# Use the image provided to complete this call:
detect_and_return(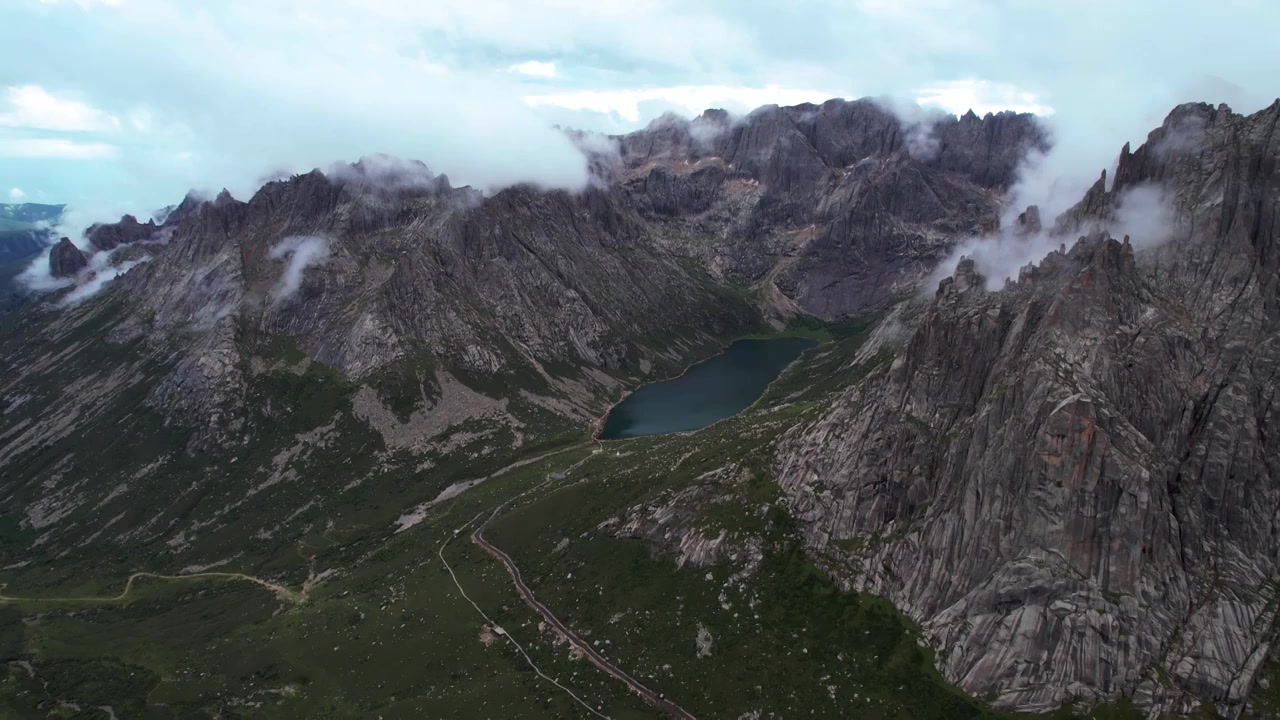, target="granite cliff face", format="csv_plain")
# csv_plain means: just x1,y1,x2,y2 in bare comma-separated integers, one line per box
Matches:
608,98,1045,318
777,100,1280,716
